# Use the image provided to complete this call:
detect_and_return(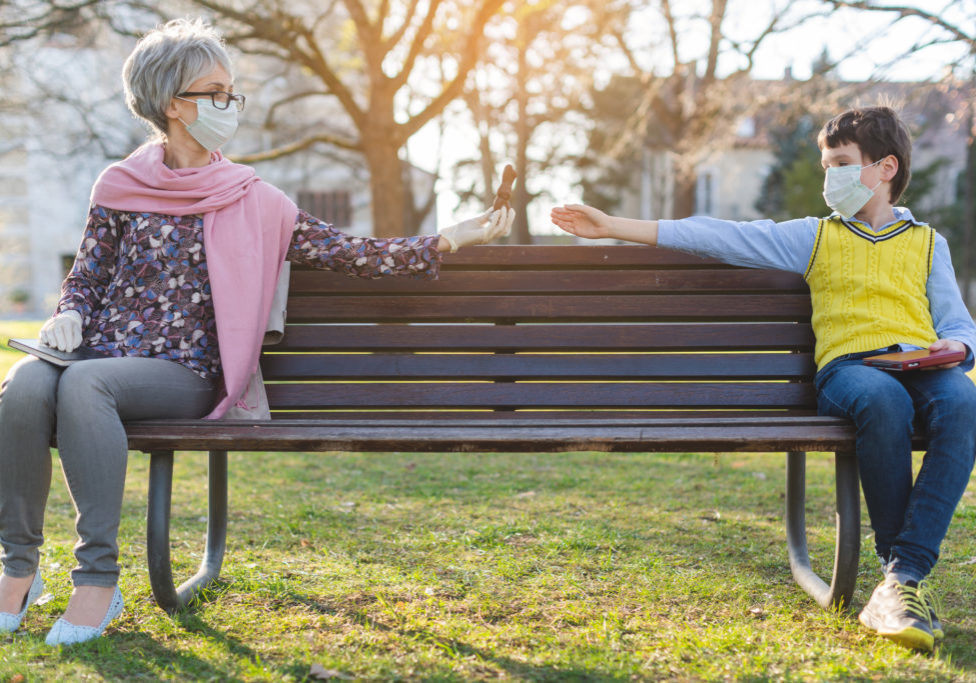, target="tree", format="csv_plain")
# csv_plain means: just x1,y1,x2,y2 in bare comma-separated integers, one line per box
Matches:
0,0,100,48
579,0,830,218
452,0,610,243
1,0,509,237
